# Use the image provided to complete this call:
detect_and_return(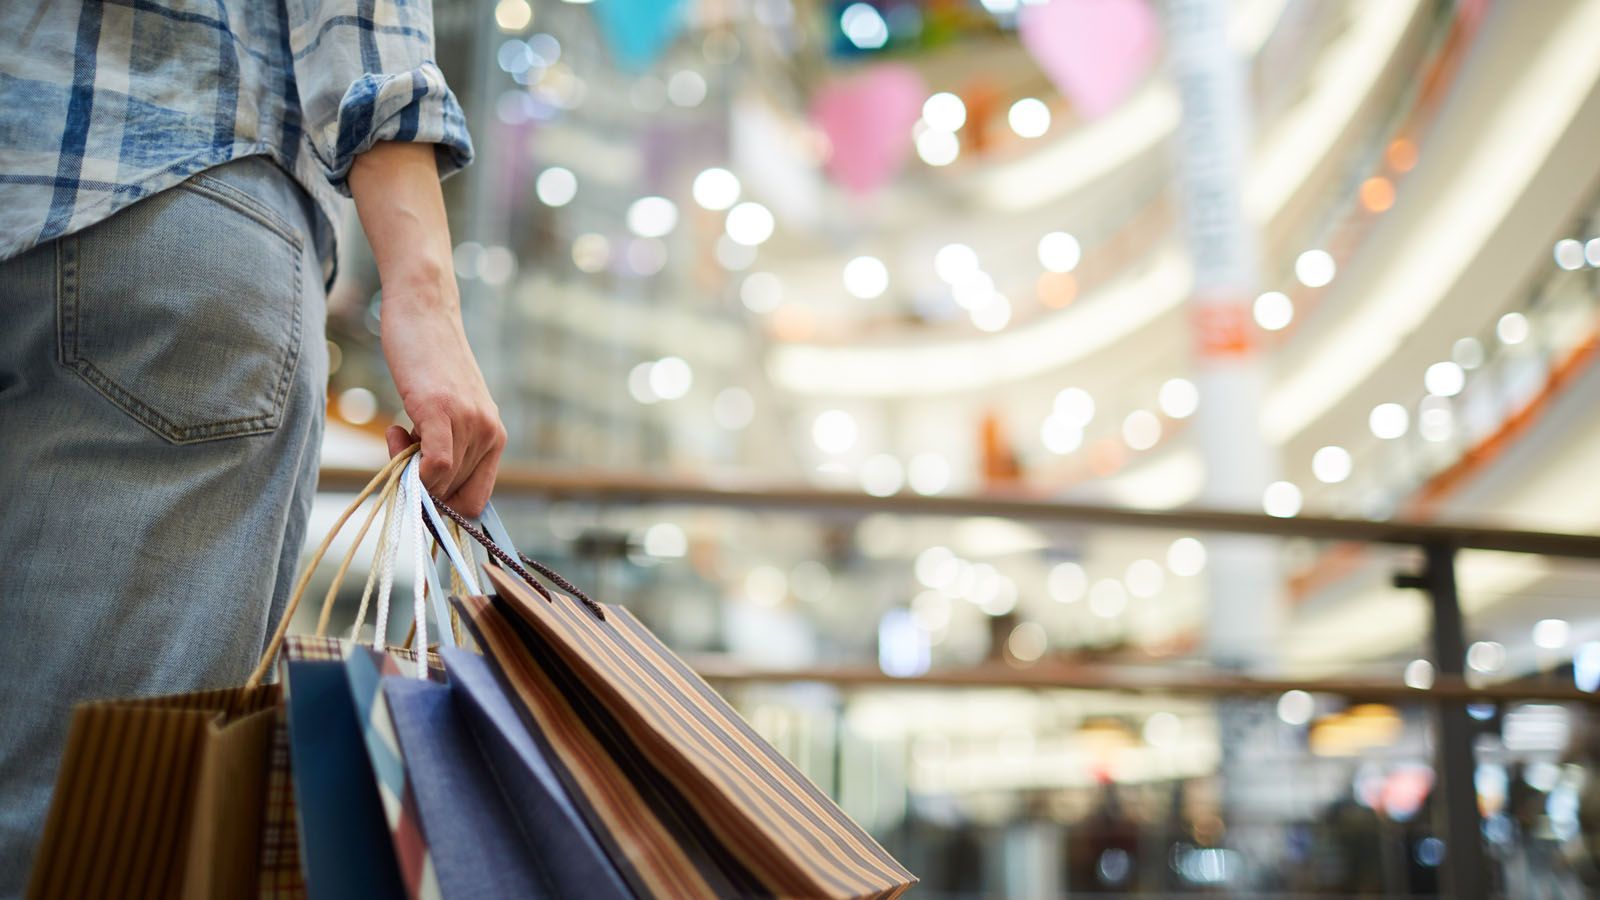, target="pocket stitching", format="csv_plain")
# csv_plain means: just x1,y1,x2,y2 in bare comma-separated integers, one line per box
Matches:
56,180,305,444
181,172,302,251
